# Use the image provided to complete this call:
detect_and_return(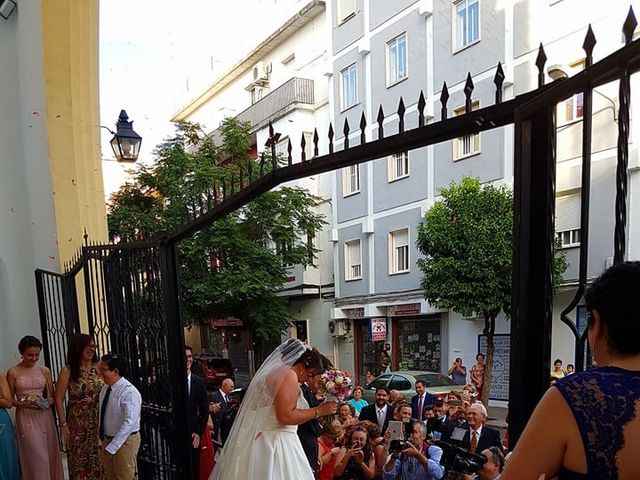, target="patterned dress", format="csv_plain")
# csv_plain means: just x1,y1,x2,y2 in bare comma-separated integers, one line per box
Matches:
67,366,105,479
